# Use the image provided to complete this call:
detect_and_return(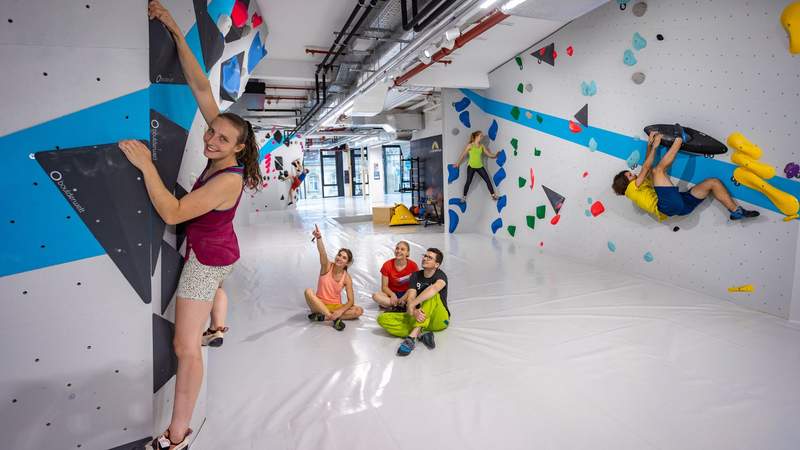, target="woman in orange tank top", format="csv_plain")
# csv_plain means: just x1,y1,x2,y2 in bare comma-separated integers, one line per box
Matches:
303,225,363,331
